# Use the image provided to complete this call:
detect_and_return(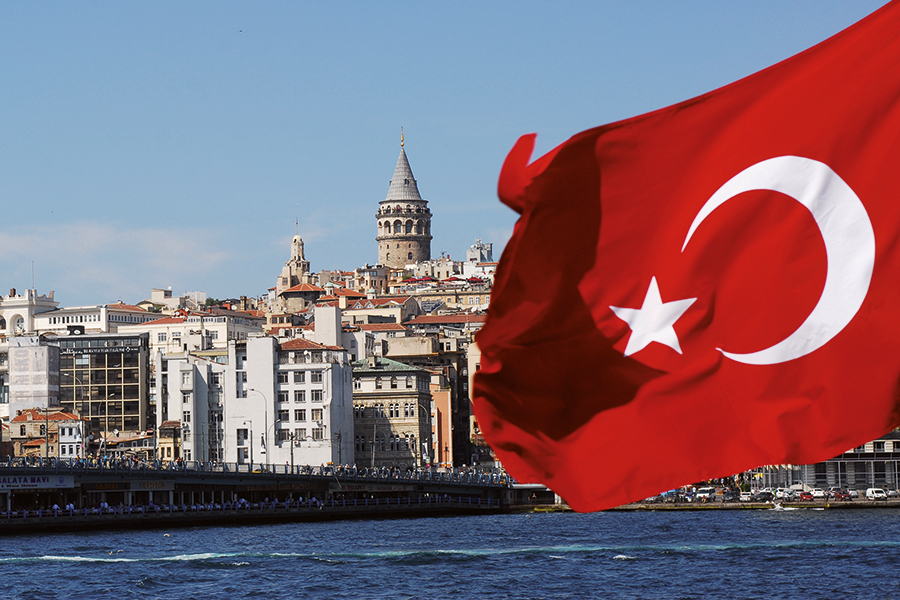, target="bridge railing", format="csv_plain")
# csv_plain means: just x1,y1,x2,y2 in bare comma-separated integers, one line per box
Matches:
0,456,512,487
0,493,502,522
